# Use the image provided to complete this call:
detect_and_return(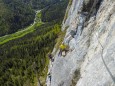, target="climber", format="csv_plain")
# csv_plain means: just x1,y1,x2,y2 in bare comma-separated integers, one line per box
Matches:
48,73,51,83
64,30,76,46
48,53,54,62
58,43,68,57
